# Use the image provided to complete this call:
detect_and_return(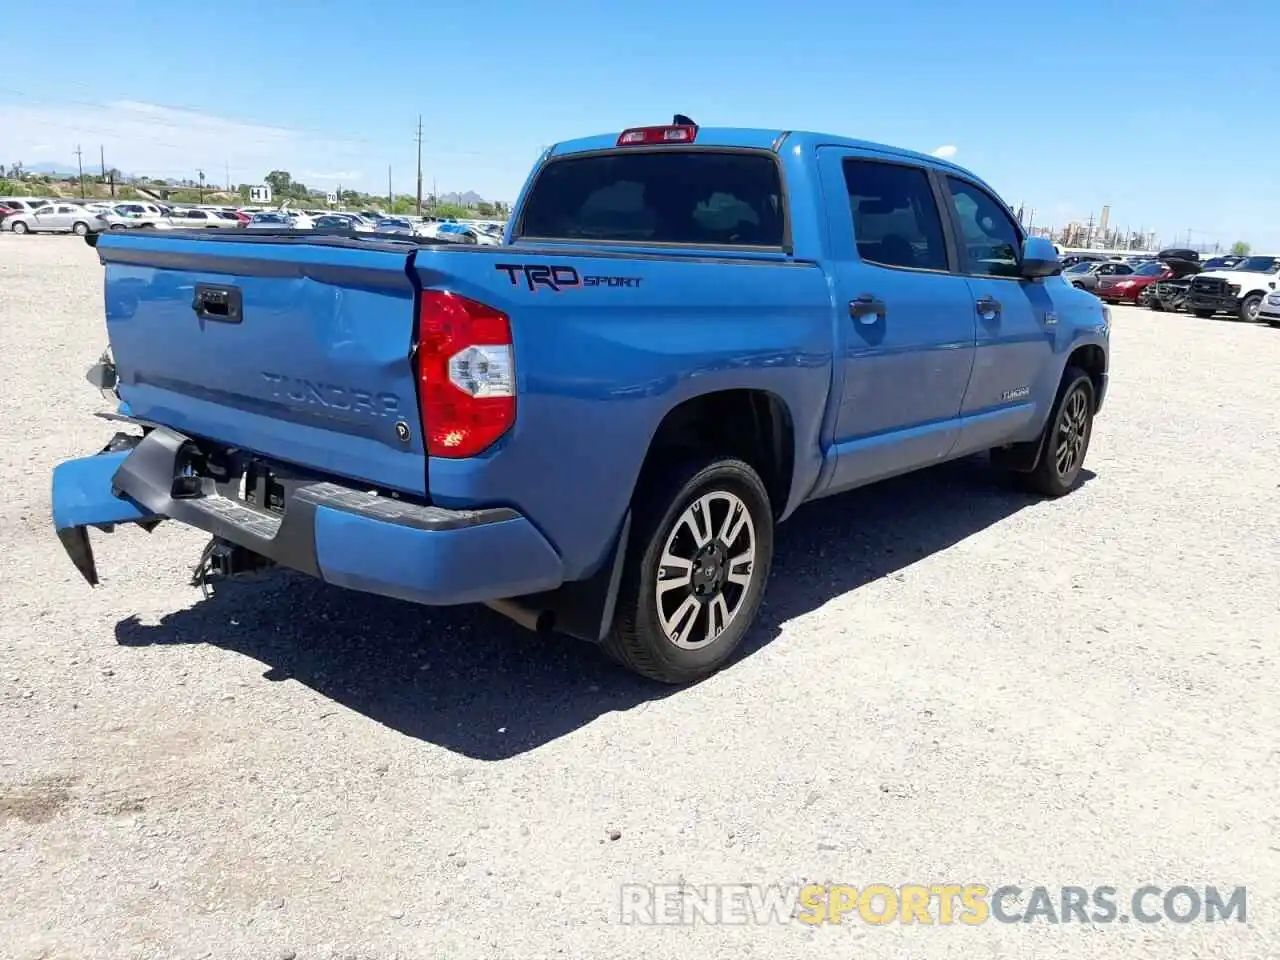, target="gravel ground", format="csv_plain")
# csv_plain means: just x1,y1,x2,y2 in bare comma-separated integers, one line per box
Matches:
1,233,1277,960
